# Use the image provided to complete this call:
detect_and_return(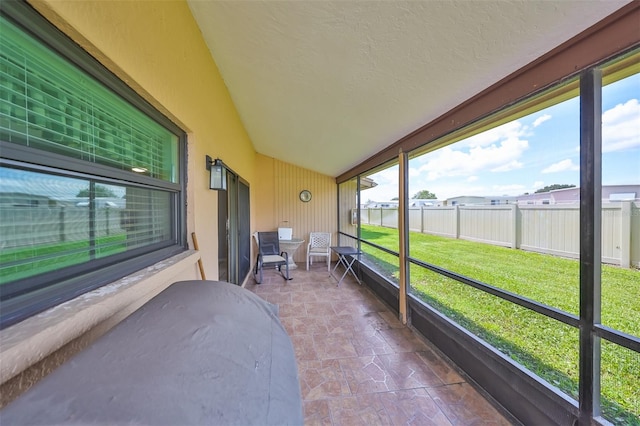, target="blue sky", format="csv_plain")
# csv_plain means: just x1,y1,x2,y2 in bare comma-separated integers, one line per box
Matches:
0,167,126,200
364,73,640,202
